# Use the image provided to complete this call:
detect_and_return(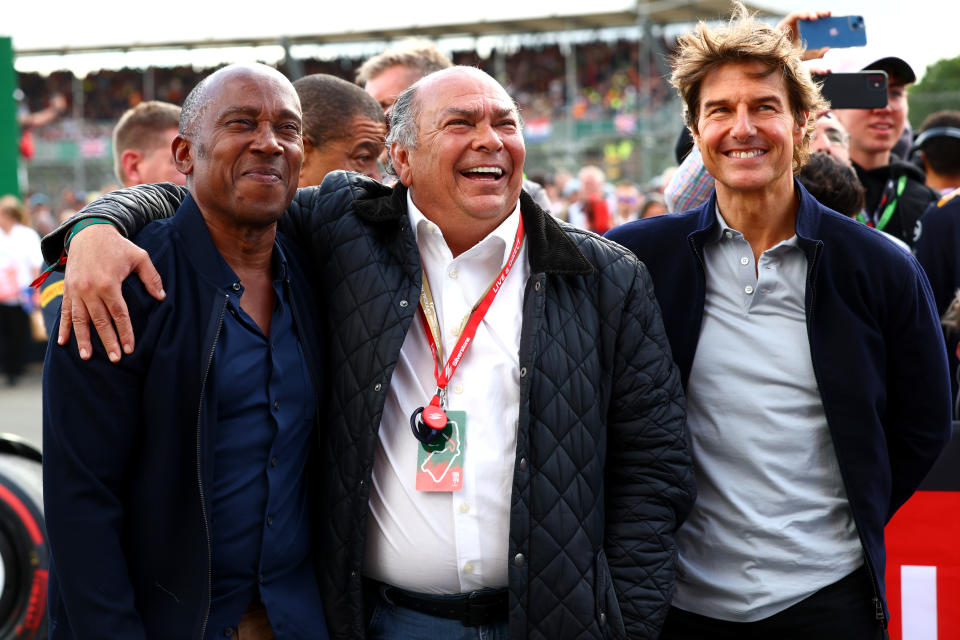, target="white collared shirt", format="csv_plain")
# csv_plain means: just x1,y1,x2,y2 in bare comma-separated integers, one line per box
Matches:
362,192,529,594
